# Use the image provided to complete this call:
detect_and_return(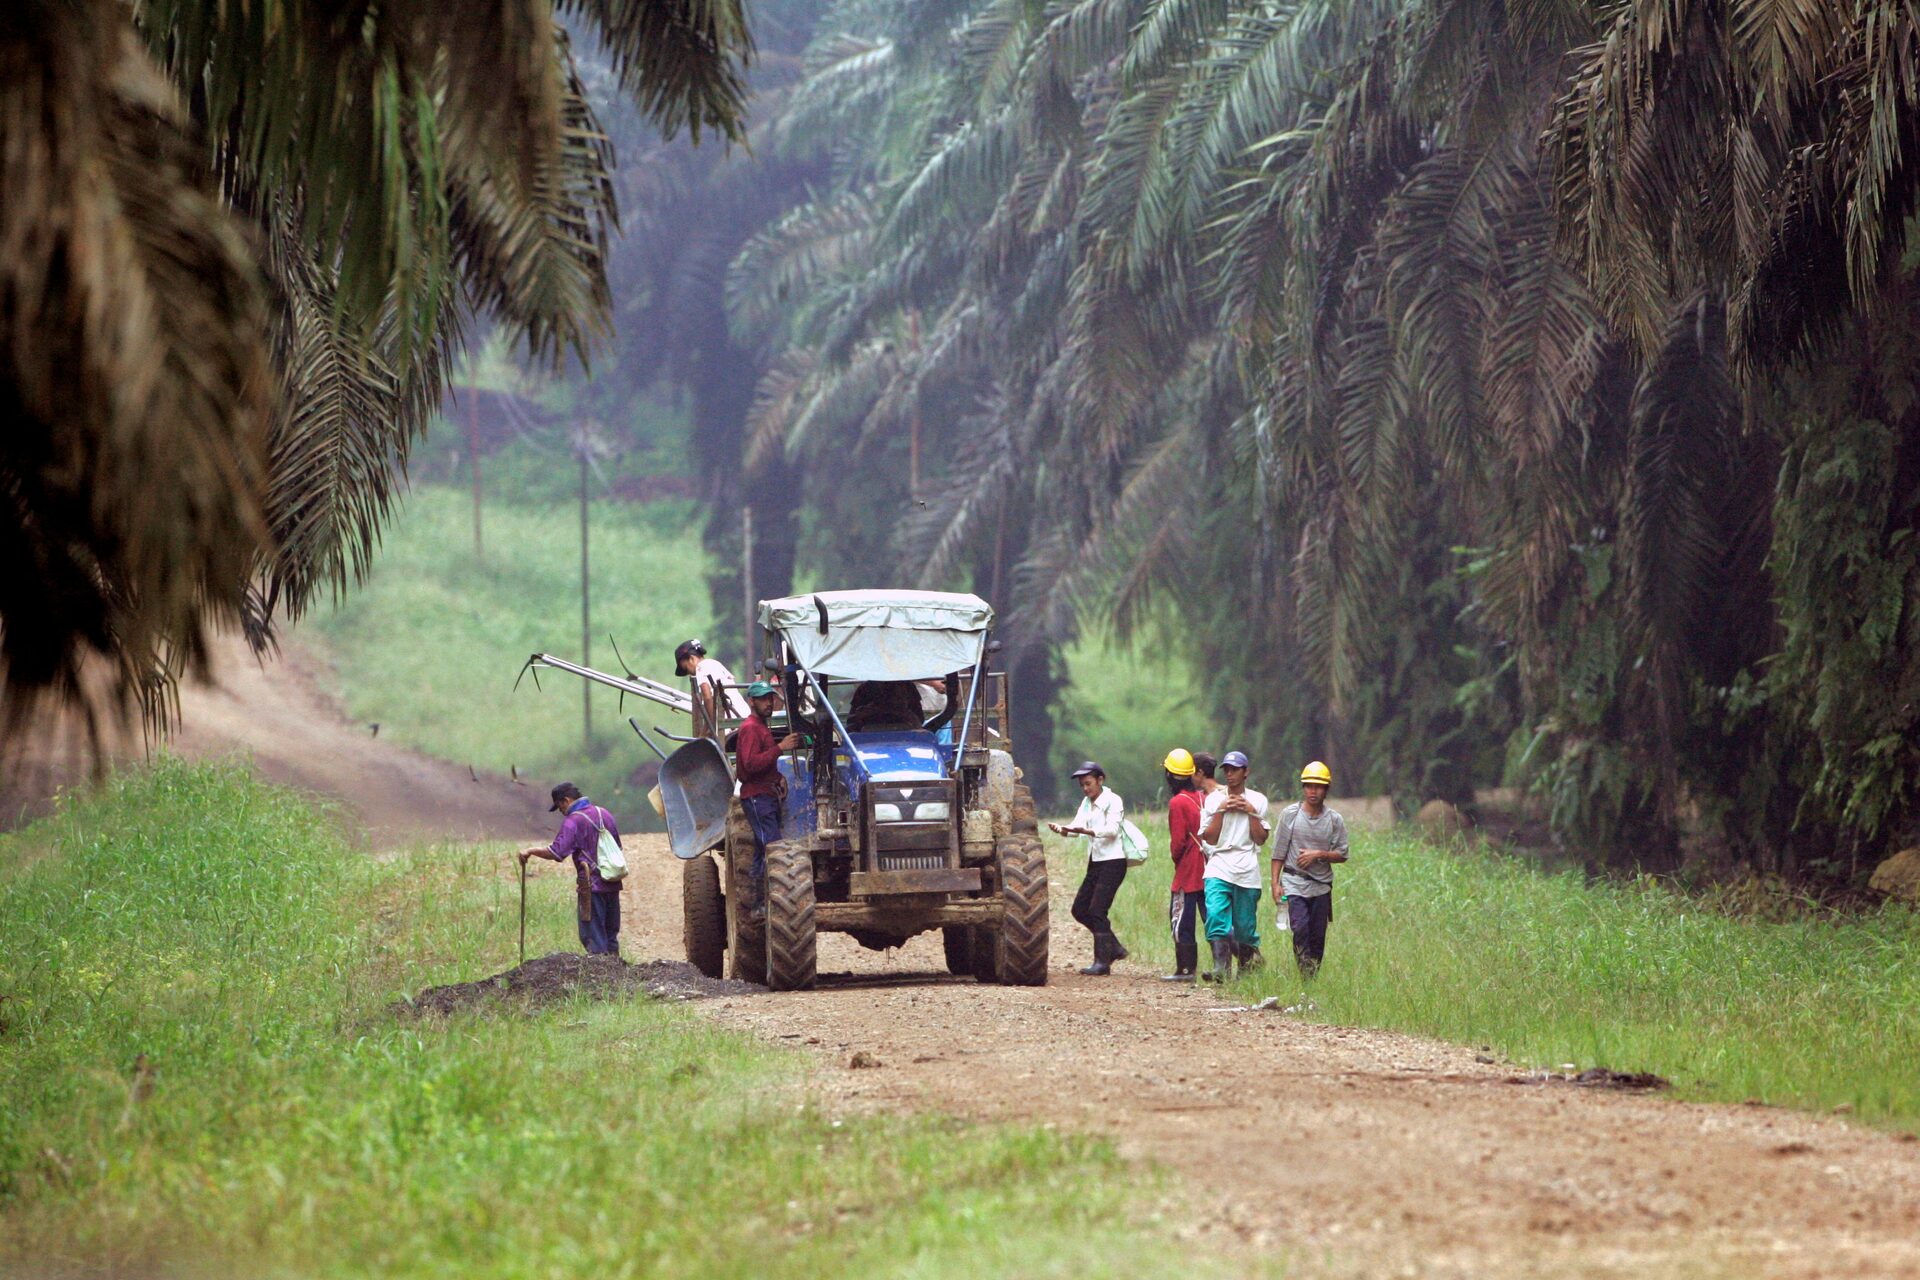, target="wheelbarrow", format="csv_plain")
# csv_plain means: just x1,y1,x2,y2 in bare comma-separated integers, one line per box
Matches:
657,737,733,860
